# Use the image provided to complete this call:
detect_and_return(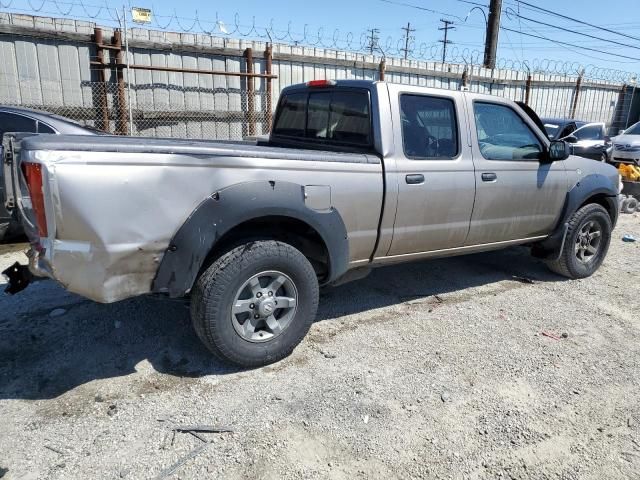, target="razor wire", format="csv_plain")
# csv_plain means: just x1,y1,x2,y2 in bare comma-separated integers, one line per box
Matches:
0,0,638,83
